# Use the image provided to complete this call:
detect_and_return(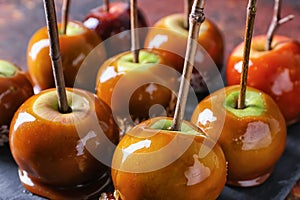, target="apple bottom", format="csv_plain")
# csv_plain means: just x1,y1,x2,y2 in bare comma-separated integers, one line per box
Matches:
227,172,272,187
19,169,113,199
